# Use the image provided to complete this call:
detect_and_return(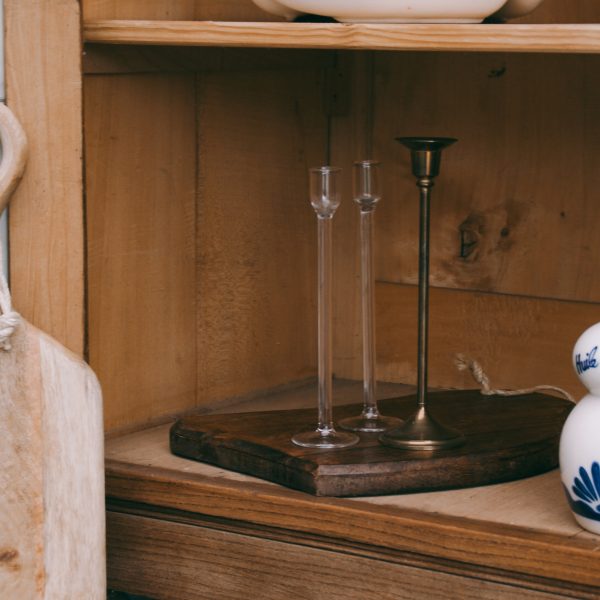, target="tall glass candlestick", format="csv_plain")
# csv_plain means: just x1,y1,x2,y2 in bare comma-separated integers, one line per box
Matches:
340,161,402,433
292,167,359,449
